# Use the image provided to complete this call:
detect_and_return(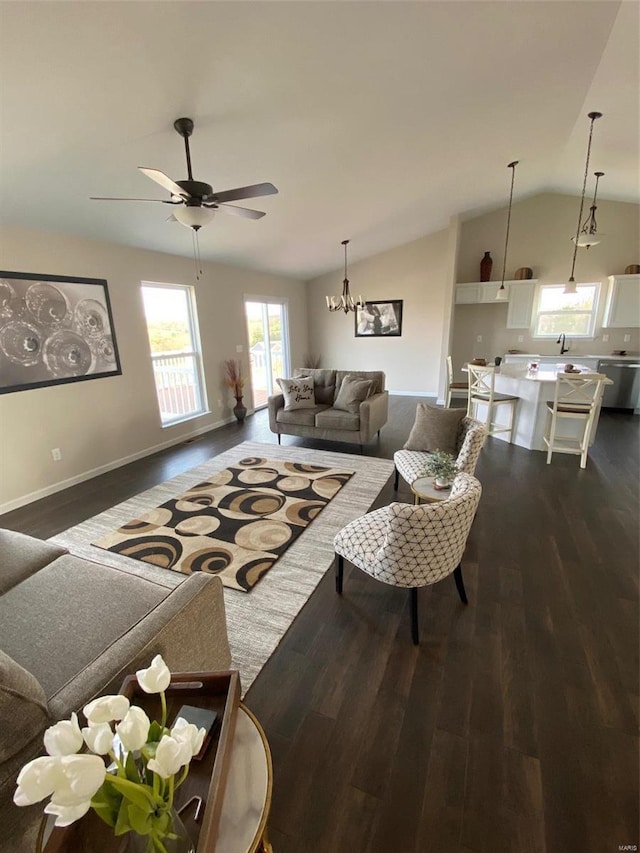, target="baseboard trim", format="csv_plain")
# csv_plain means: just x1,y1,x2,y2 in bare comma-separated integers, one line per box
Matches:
0,413,247,514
